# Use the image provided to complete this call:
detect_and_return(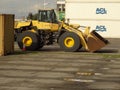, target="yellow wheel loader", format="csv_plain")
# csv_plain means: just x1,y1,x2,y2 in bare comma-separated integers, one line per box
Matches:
14,9,109,52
